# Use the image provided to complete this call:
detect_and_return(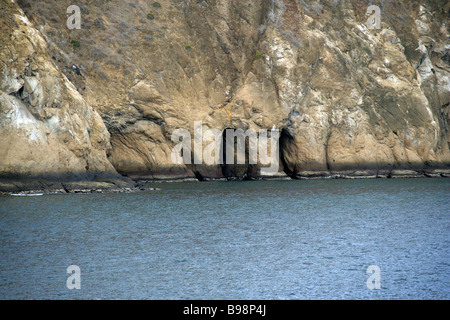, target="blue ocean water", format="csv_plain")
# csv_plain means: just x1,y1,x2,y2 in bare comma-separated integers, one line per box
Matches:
0,178,448,299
